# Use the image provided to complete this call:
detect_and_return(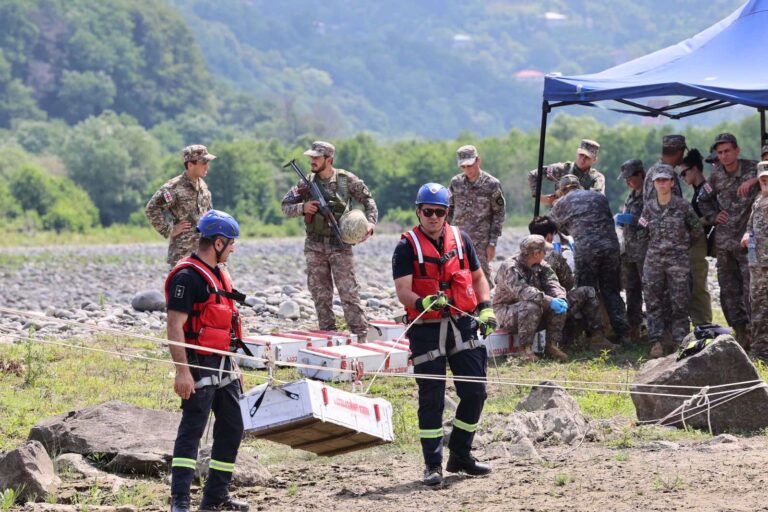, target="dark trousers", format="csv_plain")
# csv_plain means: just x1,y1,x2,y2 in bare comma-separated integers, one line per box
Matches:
577,248,630,338
411,324,487,467
171,378,244,500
